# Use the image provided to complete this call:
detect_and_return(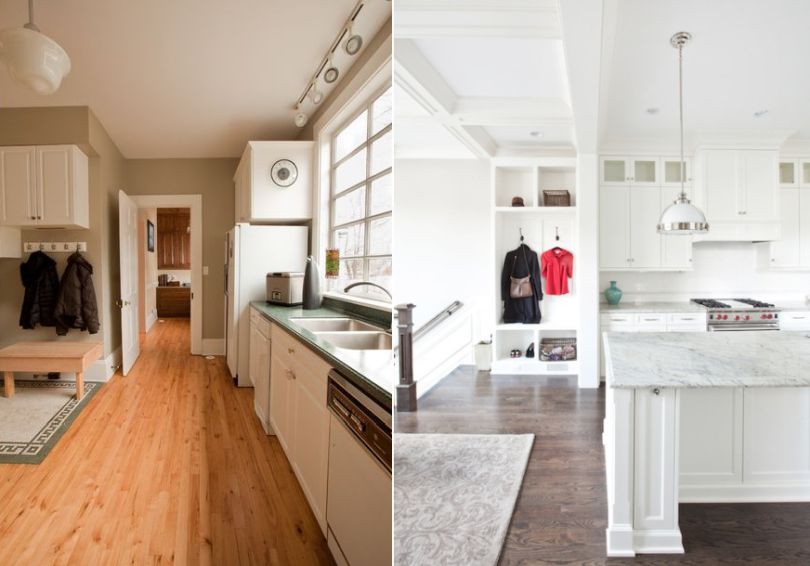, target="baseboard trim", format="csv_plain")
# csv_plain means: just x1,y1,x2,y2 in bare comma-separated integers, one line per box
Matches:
145,310,157,333
202,338,225,356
